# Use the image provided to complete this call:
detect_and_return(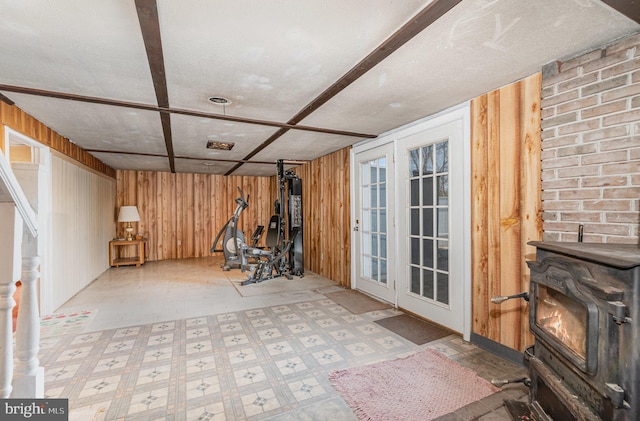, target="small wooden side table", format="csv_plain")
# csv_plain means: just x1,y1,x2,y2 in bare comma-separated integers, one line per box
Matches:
109,239,145,267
